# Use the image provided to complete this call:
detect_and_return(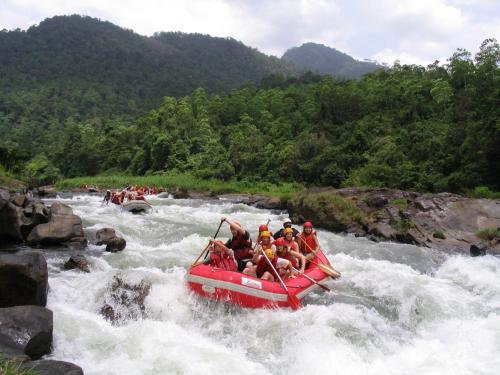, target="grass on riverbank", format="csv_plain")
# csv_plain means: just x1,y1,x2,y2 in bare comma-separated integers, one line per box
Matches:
0,357,38,375
0,165,24,191
56,173,305,199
